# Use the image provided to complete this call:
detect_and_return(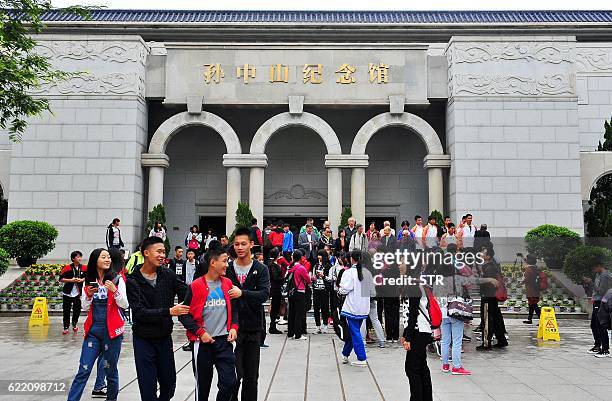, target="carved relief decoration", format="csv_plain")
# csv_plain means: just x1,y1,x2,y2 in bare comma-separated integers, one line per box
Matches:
448,43,573,65
575,48,612,72
265,185,327,200
31,73,145,97
35,41,147,65
451,74,574,96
